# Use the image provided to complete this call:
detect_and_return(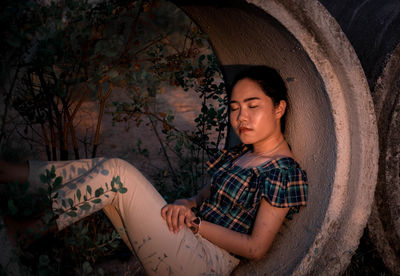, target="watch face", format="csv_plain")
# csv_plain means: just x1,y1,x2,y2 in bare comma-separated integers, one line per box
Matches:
192,217,201,226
